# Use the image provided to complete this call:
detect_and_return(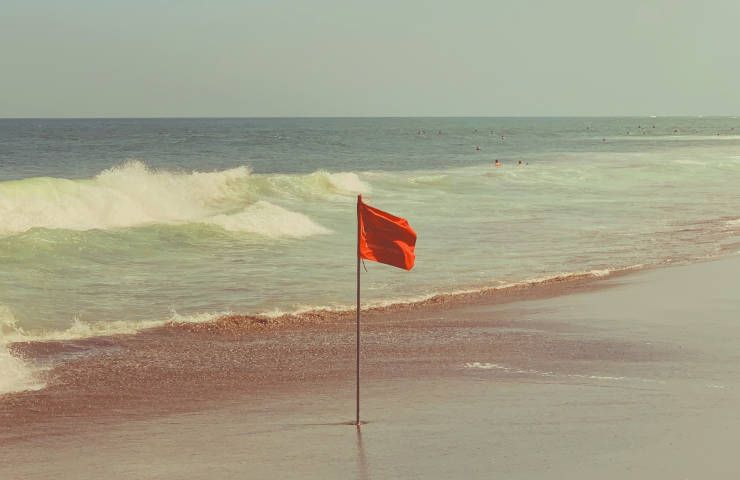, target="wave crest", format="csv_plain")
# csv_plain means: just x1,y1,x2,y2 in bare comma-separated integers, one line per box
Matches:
0,161,349,238
206,201,331,238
